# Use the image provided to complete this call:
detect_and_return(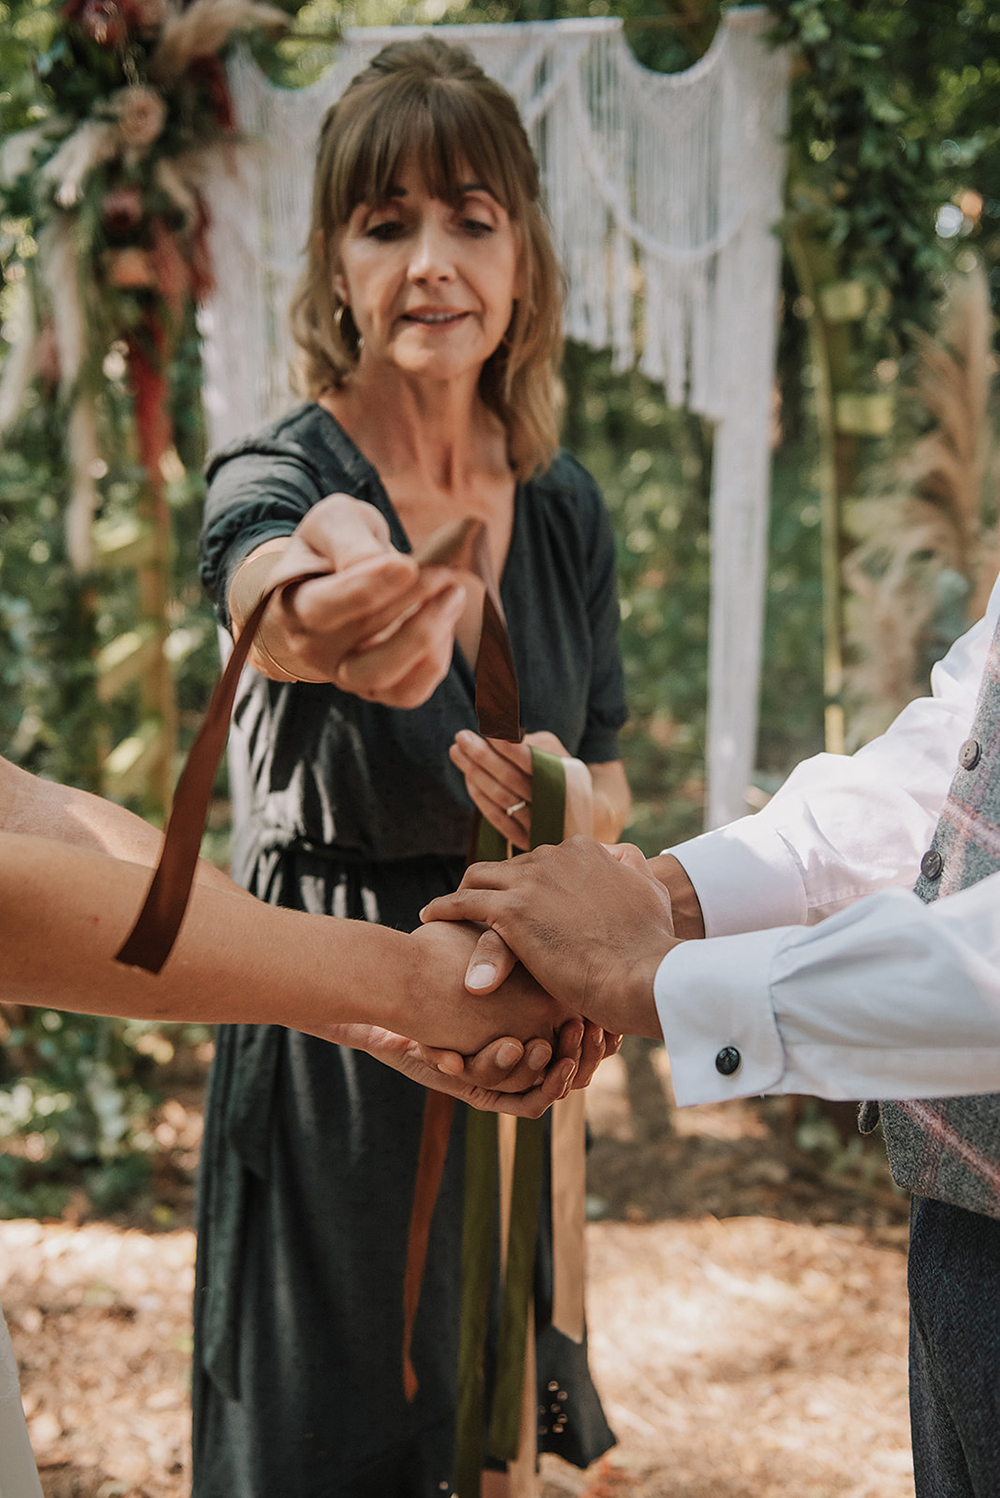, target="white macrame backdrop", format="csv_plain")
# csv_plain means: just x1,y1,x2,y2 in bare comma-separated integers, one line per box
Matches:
199,10,789,829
